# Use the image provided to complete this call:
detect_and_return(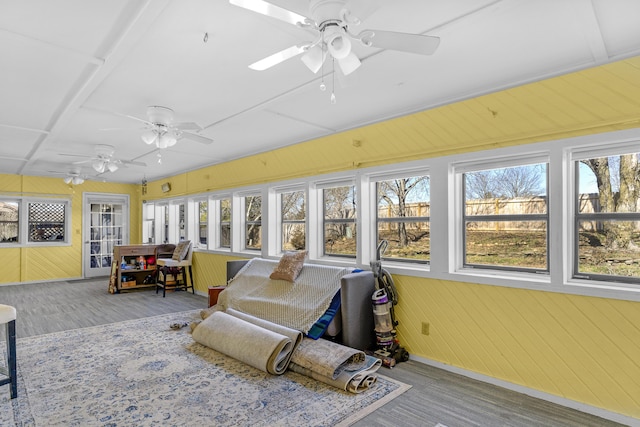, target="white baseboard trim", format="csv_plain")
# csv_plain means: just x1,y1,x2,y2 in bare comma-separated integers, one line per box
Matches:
409,354,639,427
